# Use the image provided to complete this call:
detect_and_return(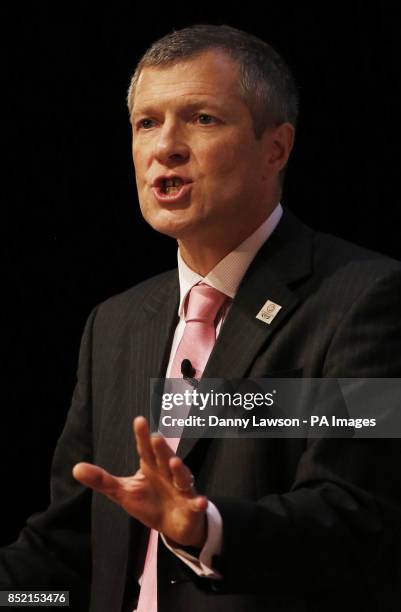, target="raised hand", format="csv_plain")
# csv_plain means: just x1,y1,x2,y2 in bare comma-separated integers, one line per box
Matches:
72,416,208,547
